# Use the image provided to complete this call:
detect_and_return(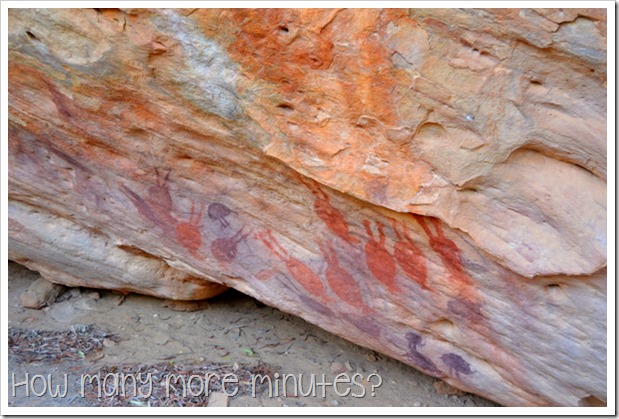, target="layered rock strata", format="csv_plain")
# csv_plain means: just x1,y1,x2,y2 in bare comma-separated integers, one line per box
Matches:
8,8,607,406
